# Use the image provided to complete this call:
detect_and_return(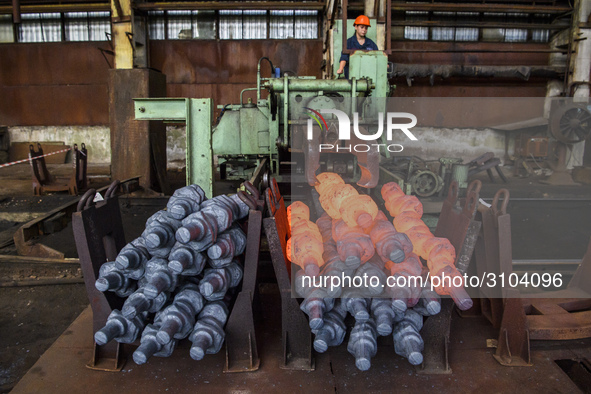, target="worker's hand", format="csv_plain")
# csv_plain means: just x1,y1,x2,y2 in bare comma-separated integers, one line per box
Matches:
337,67,344,75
